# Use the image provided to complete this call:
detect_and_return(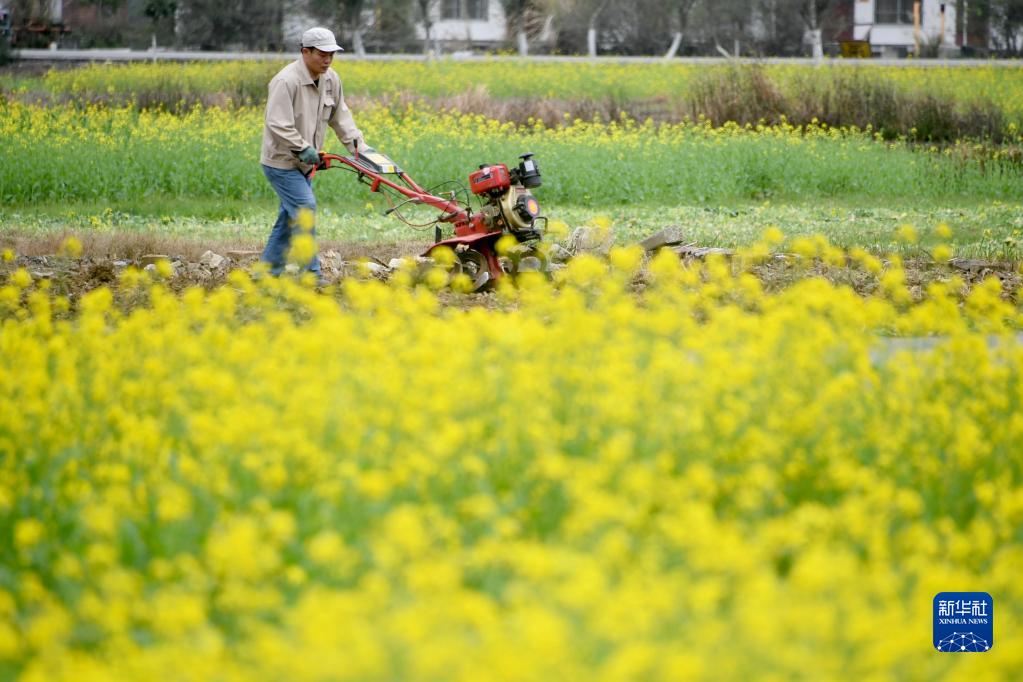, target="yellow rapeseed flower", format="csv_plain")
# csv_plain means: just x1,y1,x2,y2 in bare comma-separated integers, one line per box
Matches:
58,236,83,259
289,234,318,265
14,519,45,549
294,207,315,233
761,225,785,246
896,223,918,244
155,258,175,279
10,268,32,289
932,244,953,262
